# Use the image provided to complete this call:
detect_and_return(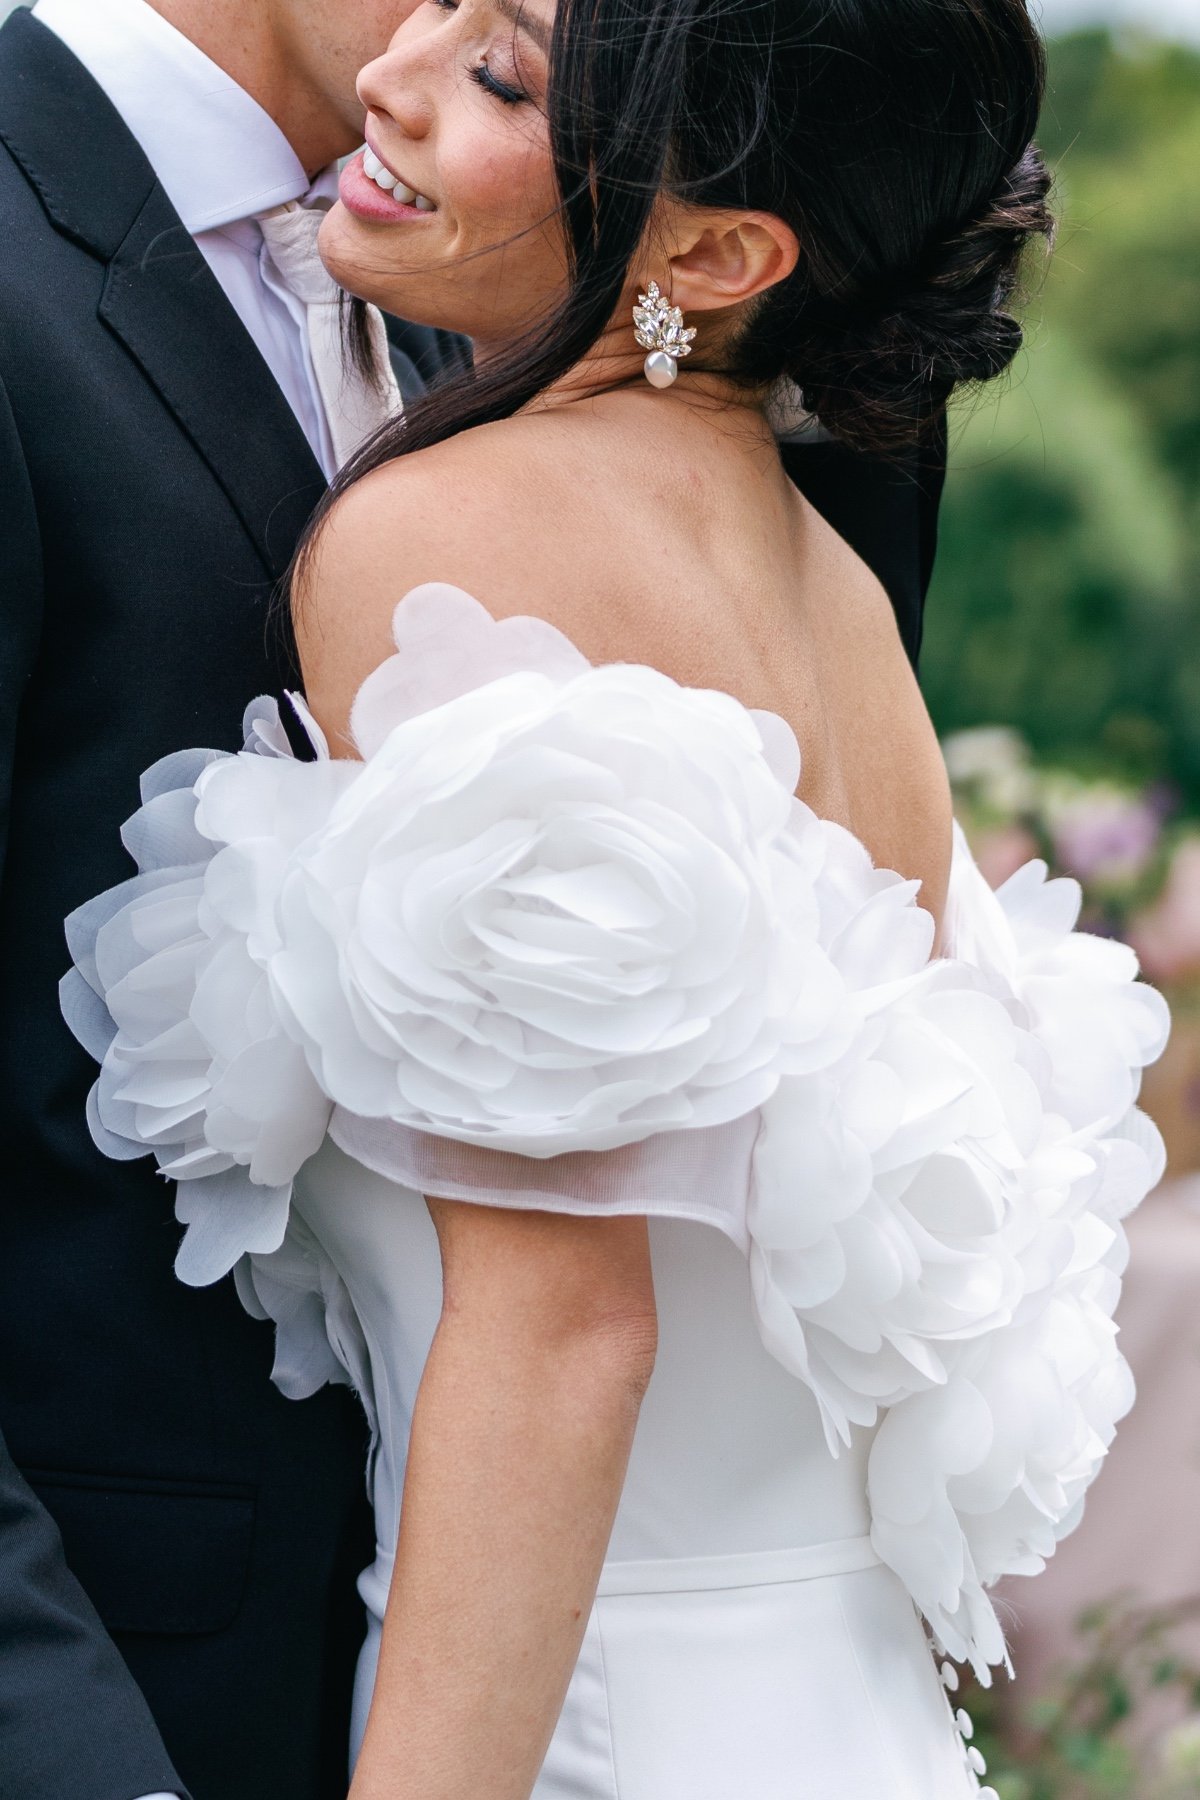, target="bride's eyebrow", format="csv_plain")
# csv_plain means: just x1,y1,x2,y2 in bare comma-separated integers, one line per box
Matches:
491,0,552,54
